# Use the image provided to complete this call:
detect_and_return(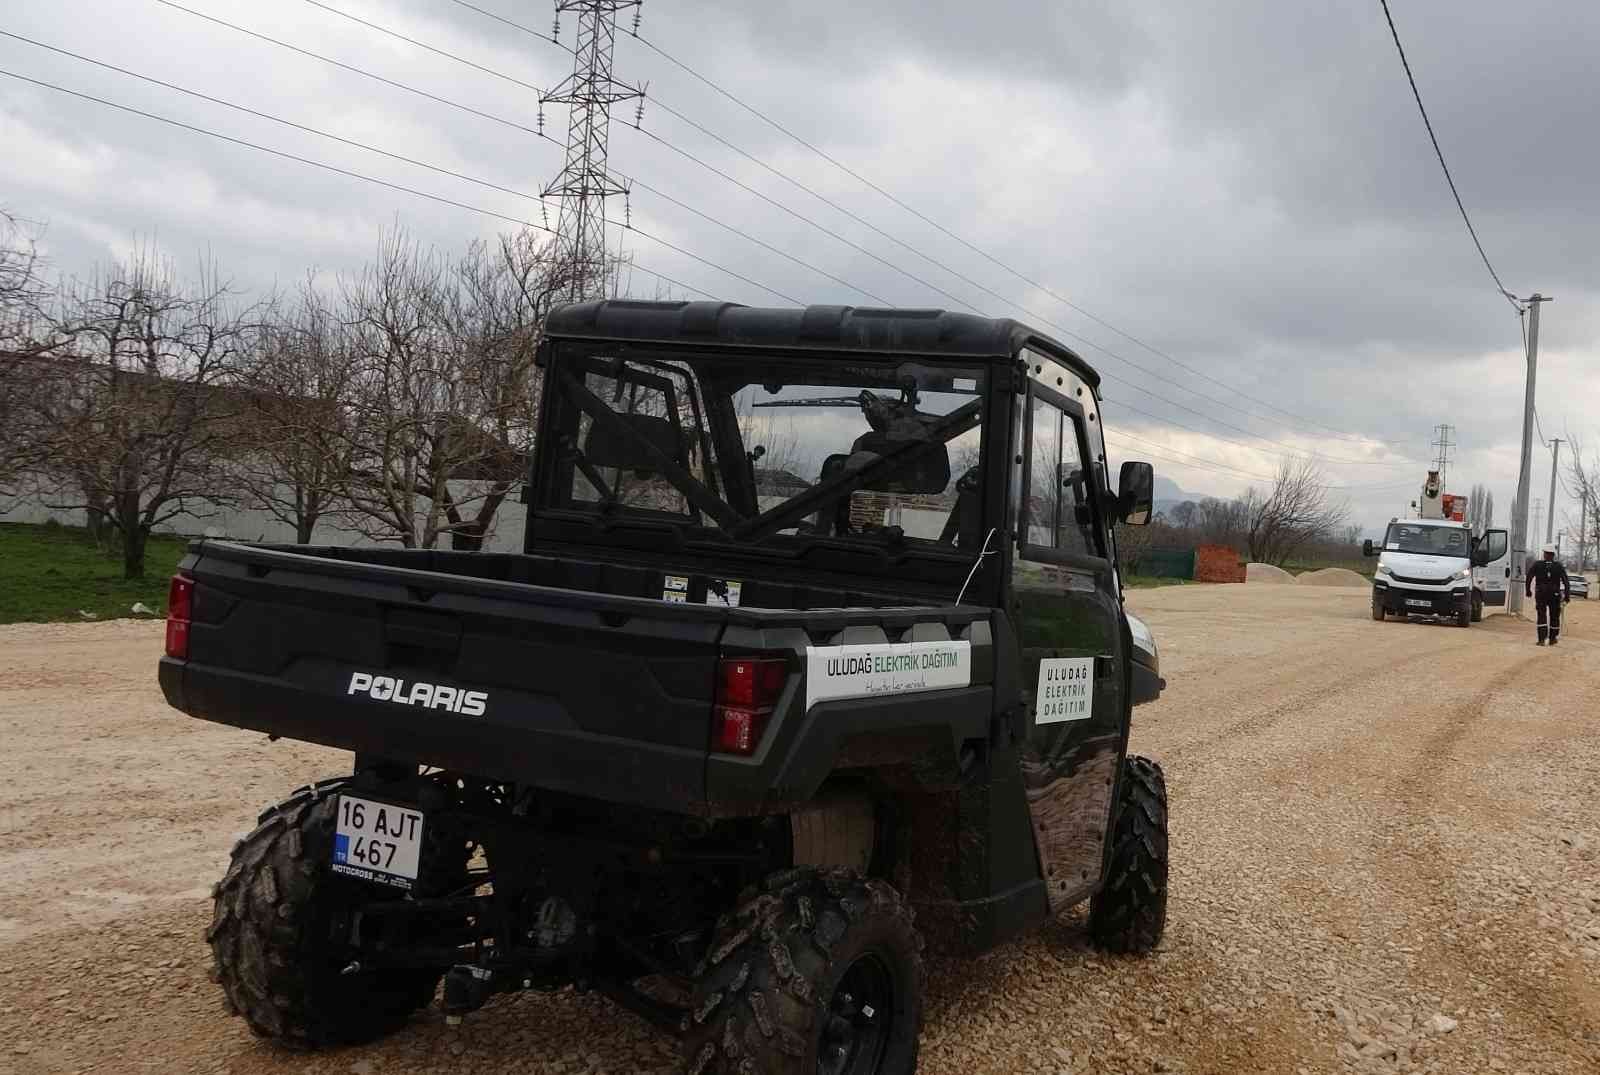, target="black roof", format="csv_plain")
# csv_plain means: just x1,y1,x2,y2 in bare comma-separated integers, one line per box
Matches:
544,300,1097,386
